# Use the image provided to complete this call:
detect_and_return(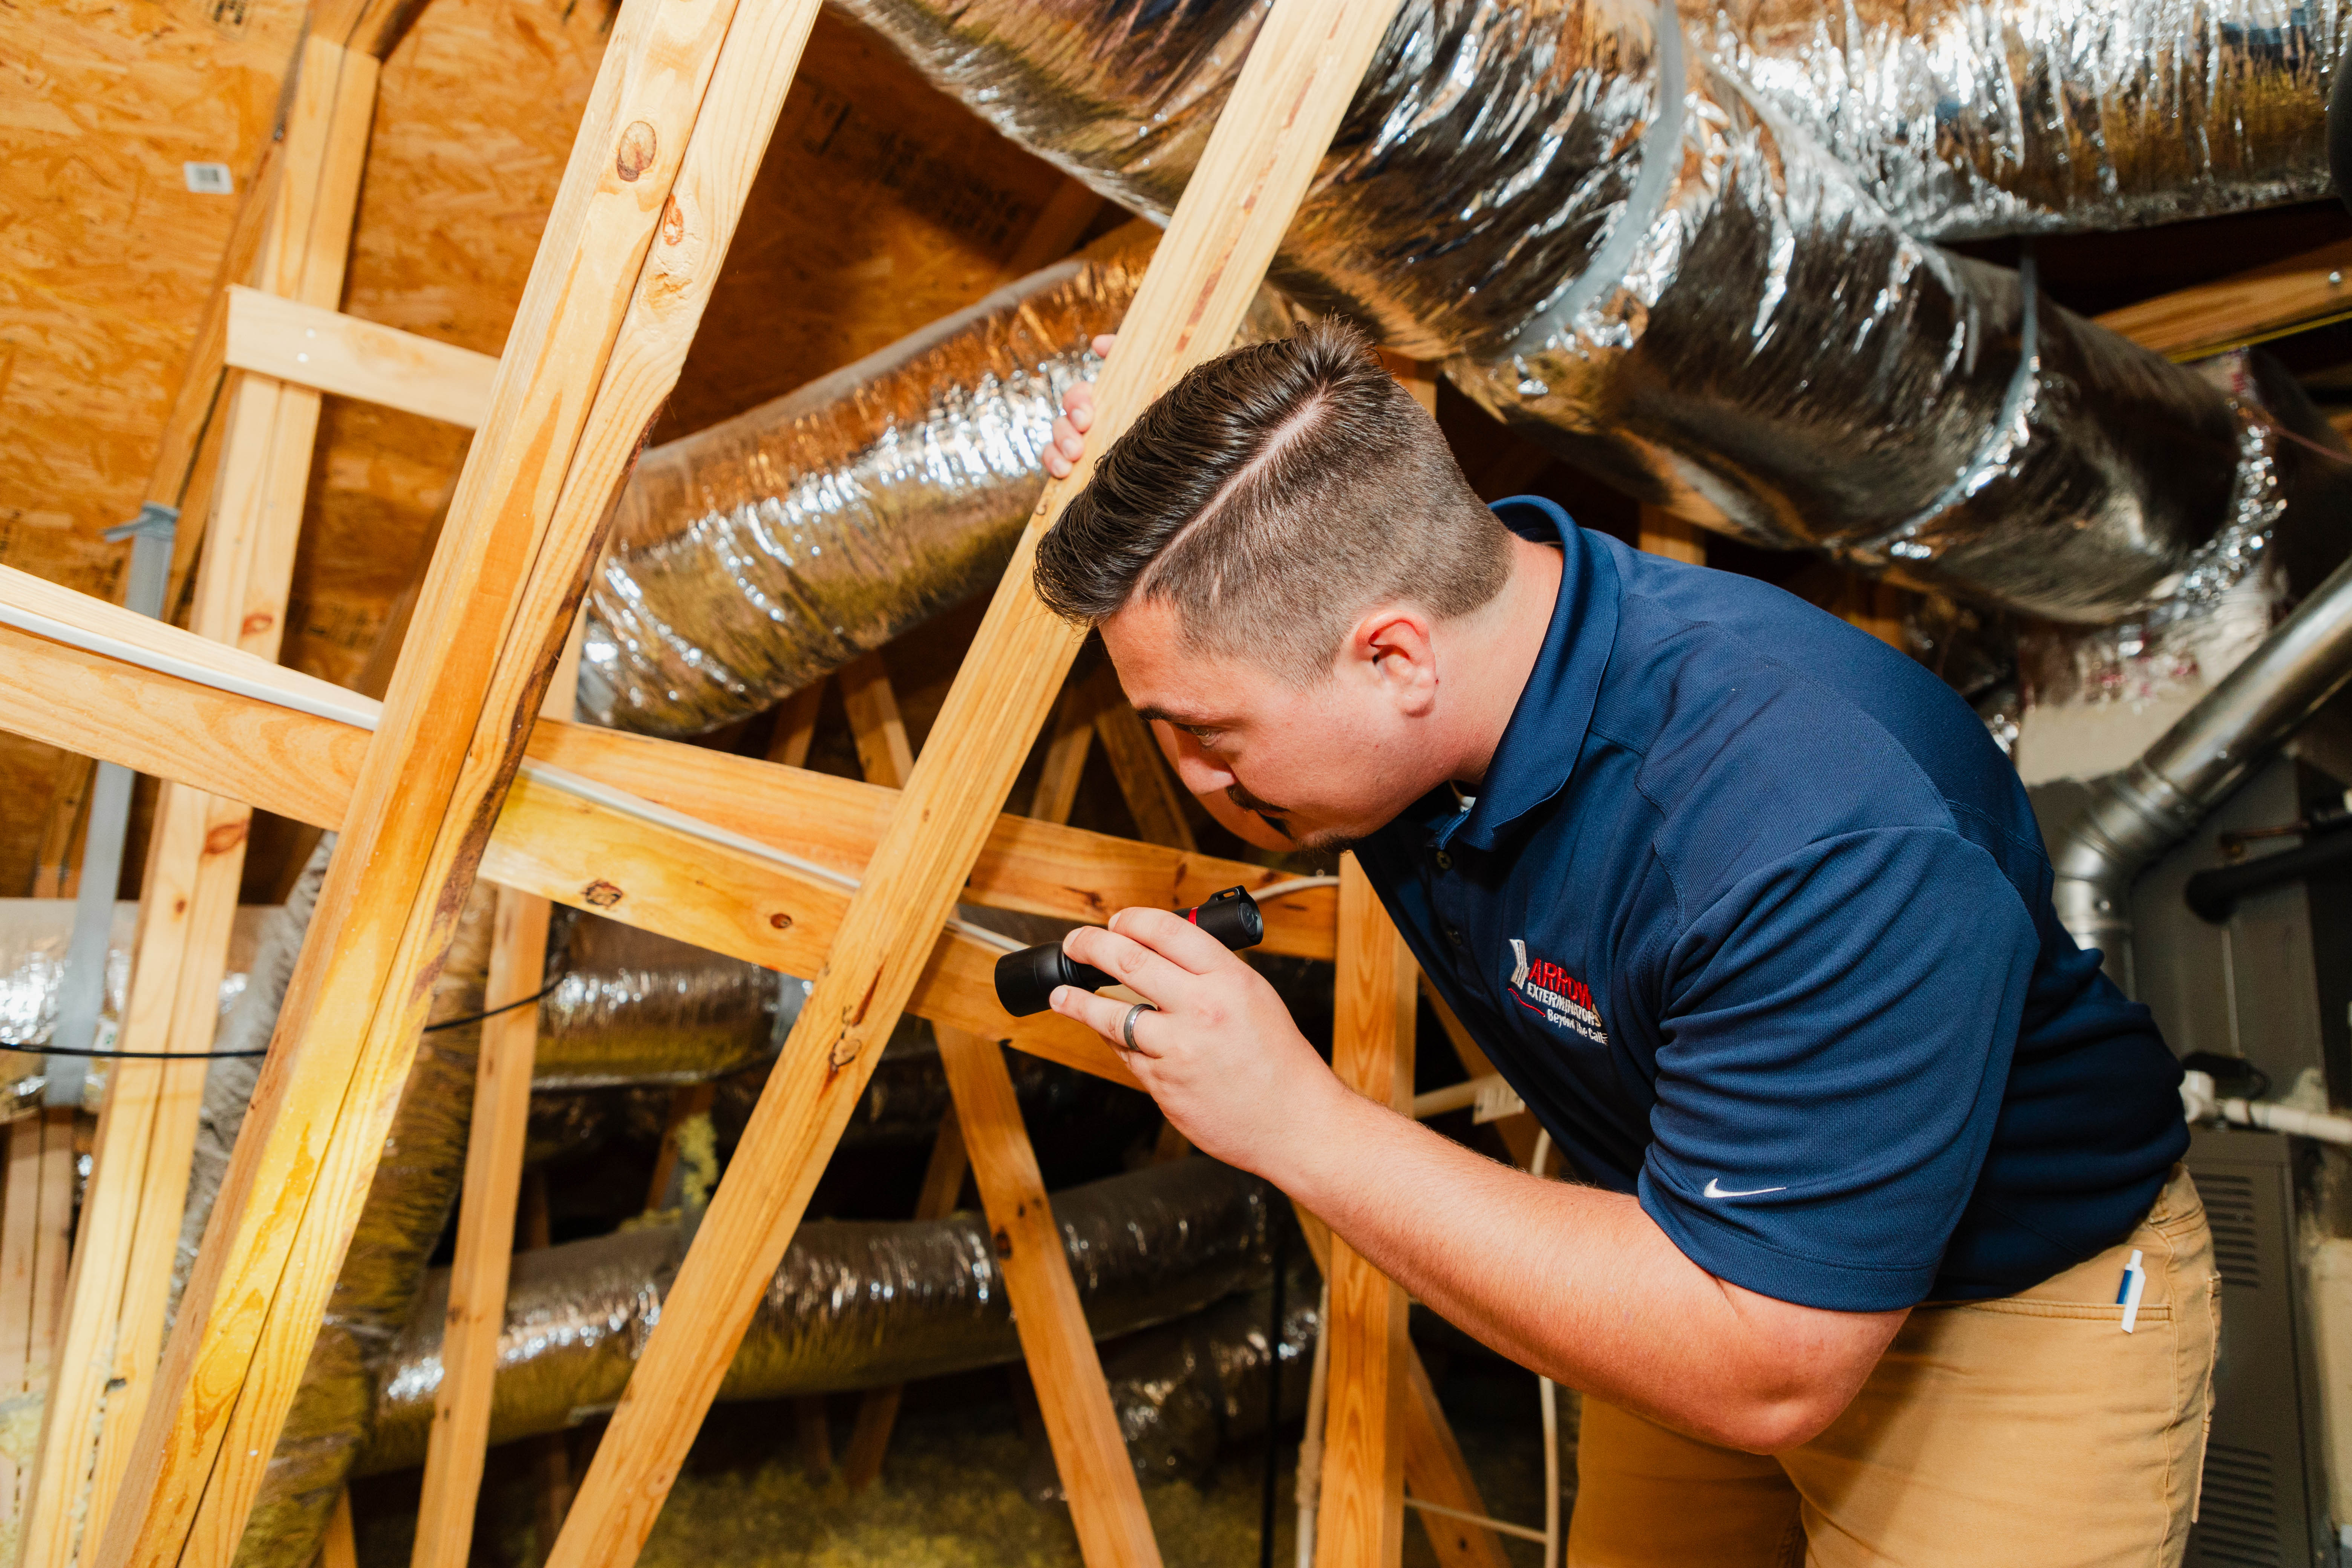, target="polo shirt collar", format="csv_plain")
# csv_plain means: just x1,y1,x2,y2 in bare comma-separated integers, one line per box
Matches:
1453,496,1619,853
